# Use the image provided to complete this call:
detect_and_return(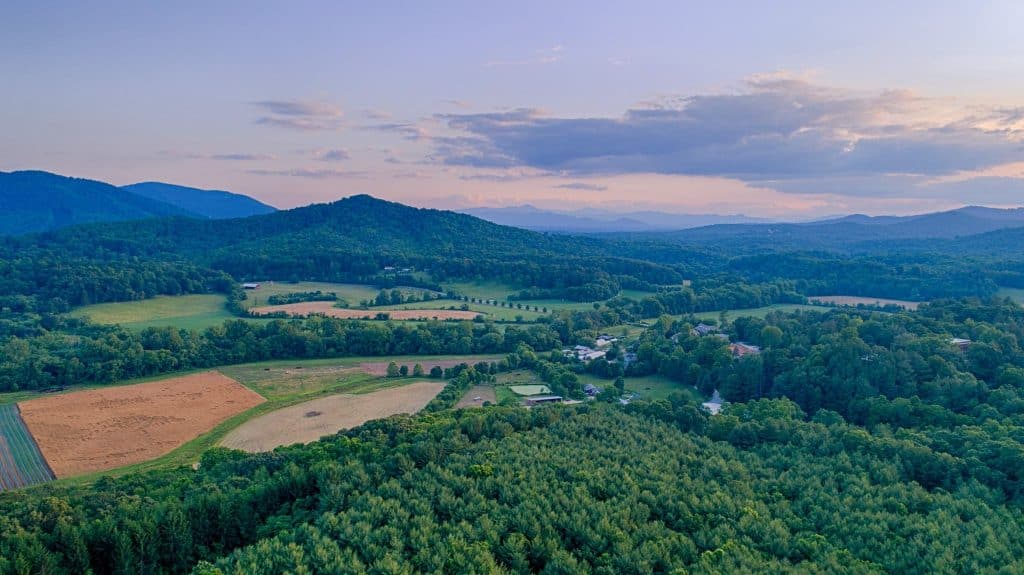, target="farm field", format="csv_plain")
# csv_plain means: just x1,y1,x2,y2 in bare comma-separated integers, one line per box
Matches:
809,295,920,309
240,282,434,309
374,298,544,321
250,300,482,320
69,294,238,331
693,303,827,321
997,287,1024,303
18,371,265,477
0,404,54,491
455,385,496,408
220,381,445,452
